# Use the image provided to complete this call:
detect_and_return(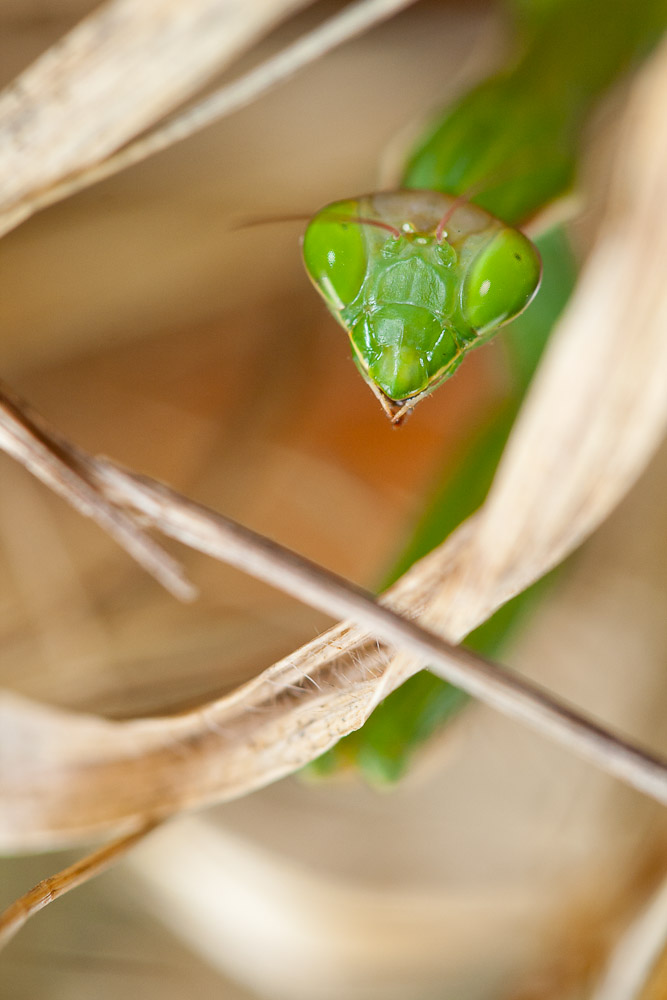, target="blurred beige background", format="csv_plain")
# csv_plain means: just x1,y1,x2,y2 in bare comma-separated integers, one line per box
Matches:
1,2,666,999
